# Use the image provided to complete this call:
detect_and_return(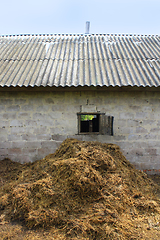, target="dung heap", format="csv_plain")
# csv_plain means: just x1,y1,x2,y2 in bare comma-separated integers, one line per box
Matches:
0,138,160,240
